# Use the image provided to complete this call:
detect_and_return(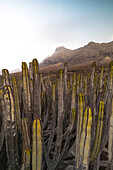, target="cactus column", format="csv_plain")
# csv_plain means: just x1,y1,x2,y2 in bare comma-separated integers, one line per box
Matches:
32,119,42,170
3,86,20,169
